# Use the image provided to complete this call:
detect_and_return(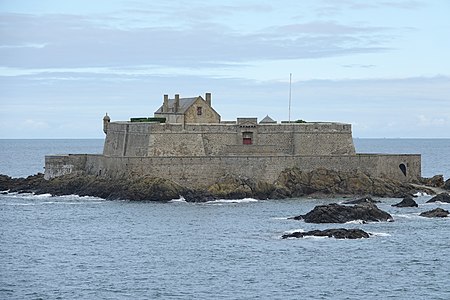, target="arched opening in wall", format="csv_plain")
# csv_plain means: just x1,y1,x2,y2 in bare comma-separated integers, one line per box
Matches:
243,131,253,145
399,163,407,176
